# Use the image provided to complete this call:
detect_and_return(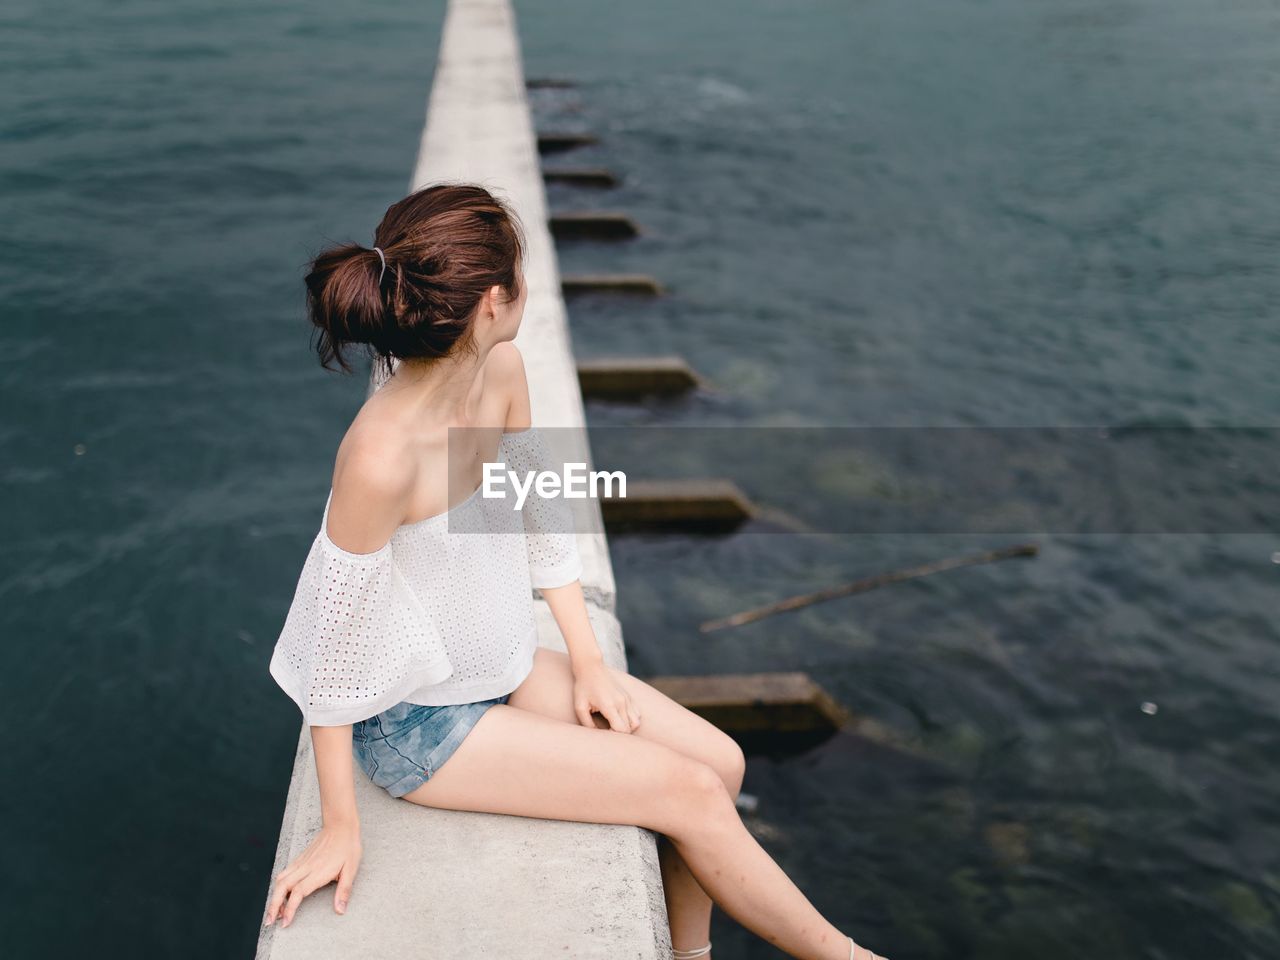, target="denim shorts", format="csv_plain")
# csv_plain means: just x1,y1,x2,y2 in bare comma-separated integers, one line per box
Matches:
351,693,510,798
